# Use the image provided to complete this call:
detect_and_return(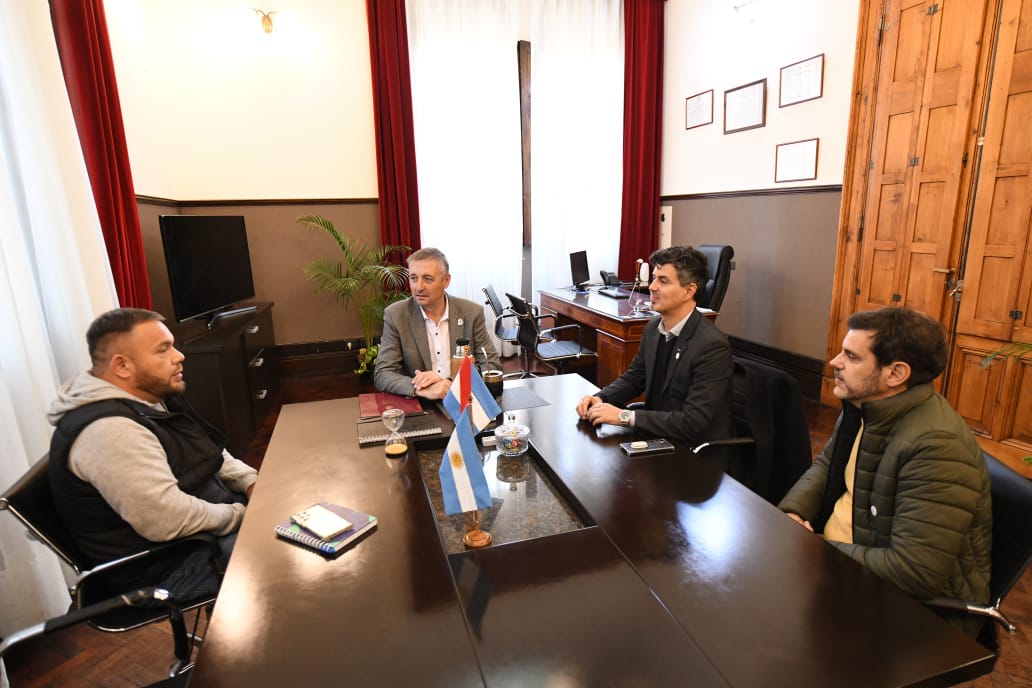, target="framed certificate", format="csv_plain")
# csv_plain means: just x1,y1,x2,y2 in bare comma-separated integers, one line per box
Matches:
685,89,714,130
775,138,819,182
724,79,766,134
779,54,824,107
